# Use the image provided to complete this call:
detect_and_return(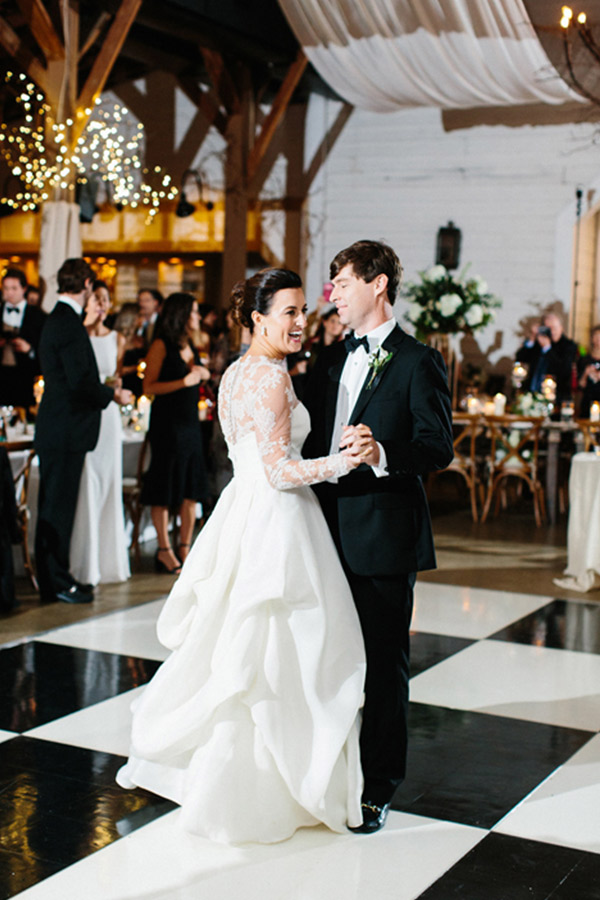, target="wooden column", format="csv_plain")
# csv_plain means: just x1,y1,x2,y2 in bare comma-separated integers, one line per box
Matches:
221,72,251,307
